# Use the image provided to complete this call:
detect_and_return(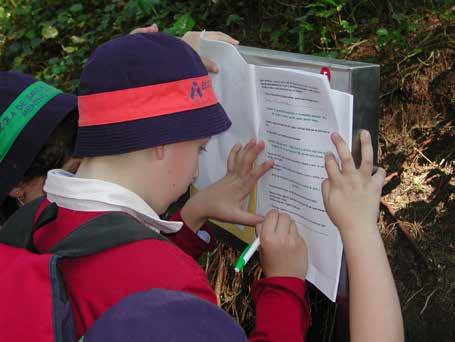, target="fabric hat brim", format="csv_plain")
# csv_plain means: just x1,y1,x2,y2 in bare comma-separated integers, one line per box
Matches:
0,92,77,204
74,103,231,157
84,289,247,341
